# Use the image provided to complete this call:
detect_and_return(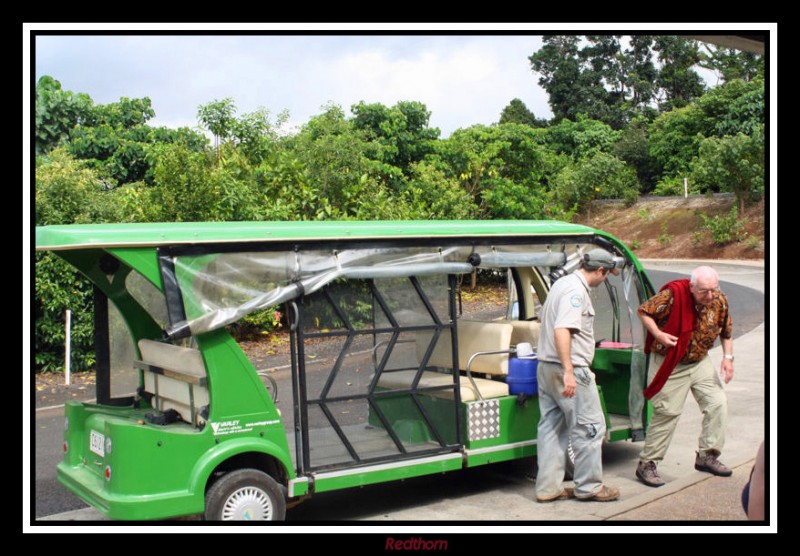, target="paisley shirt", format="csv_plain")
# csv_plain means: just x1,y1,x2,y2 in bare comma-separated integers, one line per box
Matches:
638,287,733,364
